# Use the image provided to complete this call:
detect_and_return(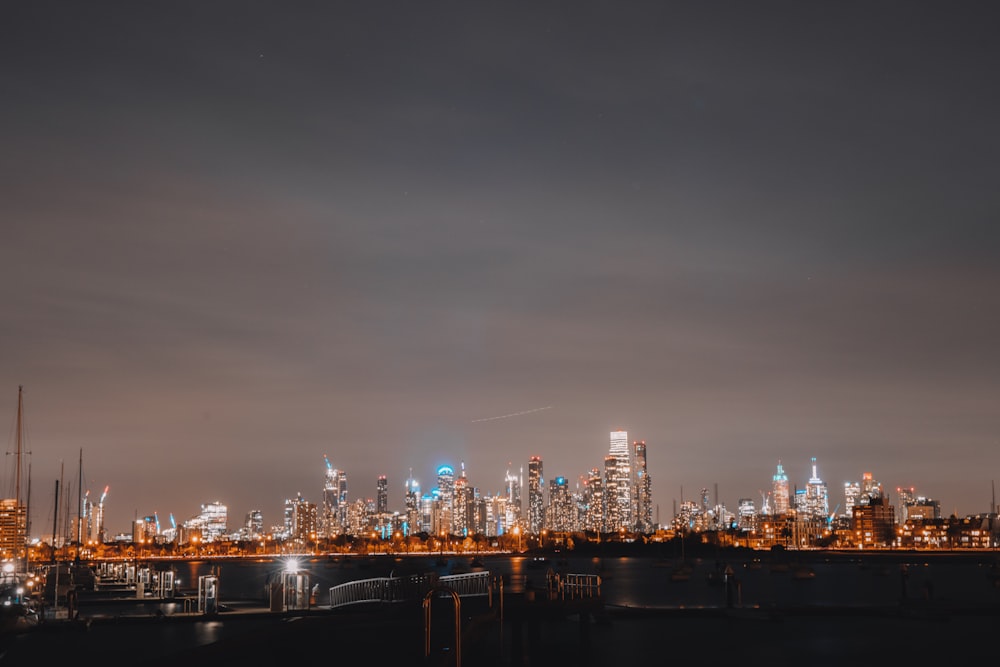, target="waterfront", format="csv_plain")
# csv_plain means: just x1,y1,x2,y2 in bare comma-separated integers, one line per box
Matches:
2,551,998,665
